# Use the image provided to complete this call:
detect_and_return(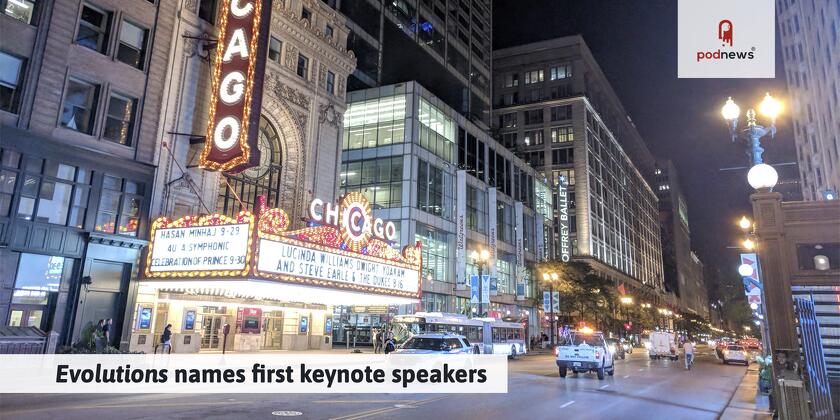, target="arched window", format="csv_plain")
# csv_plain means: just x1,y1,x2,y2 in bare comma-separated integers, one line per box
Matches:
216,116,282,215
